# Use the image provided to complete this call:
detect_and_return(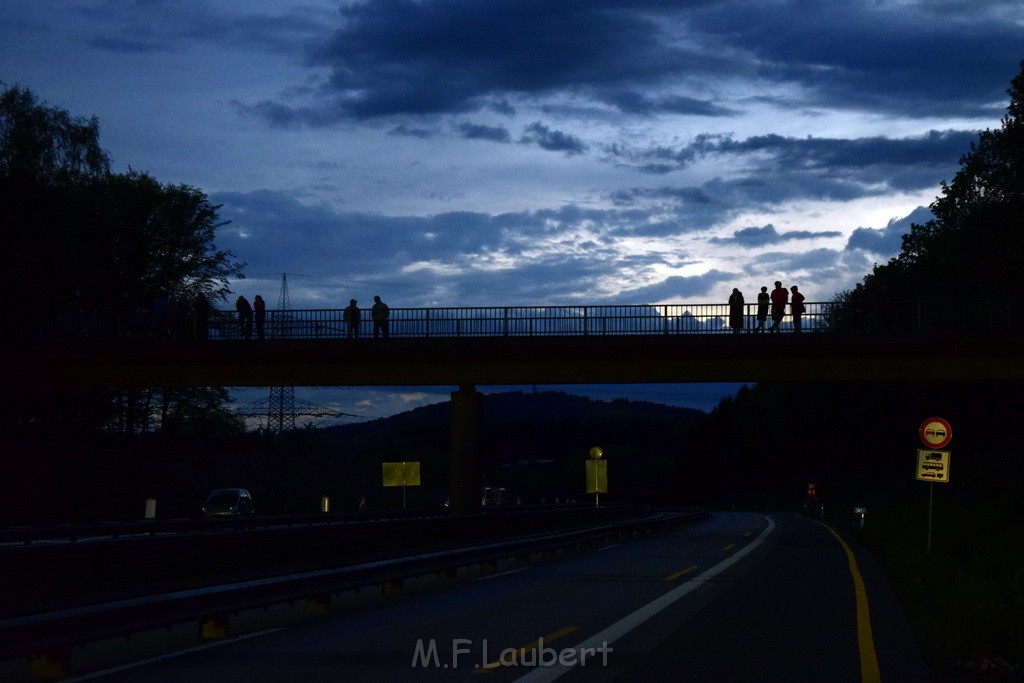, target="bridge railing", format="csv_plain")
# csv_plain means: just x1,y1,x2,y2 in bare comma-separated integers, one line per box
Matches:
224,302,834,339
12,300,1024,342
